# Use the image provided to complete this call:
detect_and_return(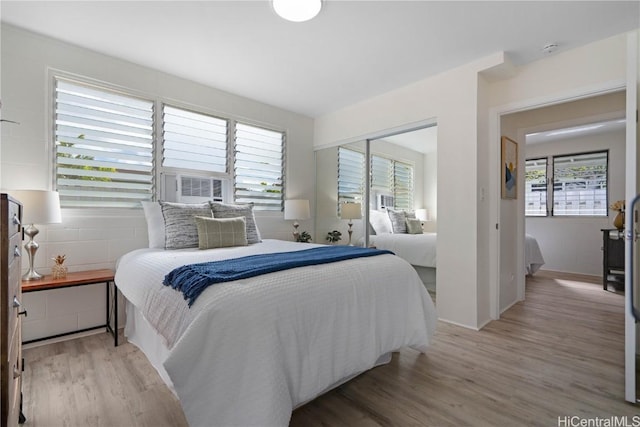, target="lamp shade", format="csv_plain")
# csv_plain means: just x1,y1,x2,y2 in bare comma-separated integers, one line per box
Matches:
415,208,429,222
284,199,310,220
10,190,62,224
341,202,362,220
